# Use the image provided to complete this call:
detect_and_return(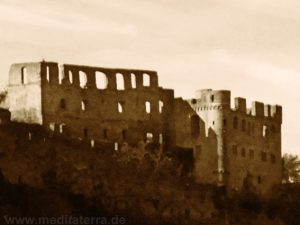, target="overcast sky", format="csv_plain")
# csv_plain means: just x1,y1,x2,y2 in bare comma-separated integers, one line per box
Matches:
0,0,299,155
